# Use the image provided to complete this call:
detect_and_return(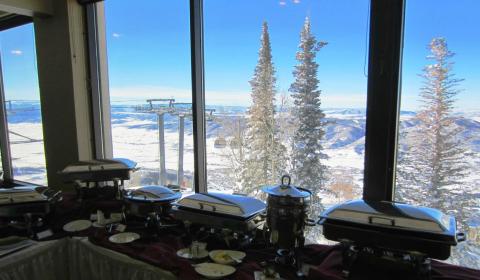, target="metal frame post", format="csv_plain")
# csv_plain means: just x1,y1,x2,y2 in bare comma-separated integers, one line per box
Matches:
178,115,185,186
190,0,207,193
0,53,13,181
85,2,113,159
157,113,166,185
